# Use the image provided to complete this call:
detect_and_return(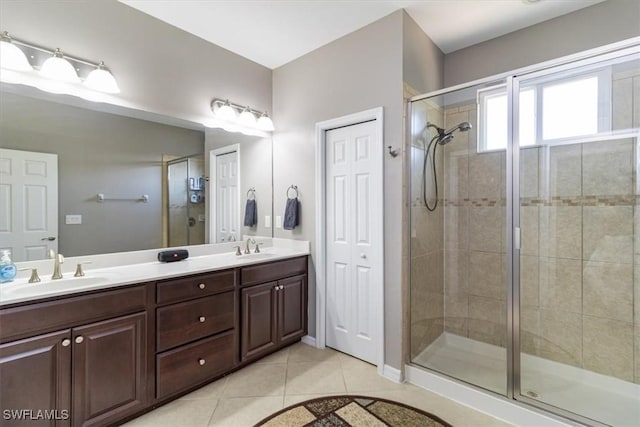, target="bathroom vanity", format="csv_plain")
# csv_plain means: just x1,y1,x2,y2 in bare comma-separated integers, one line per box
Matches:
0,243,308,426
